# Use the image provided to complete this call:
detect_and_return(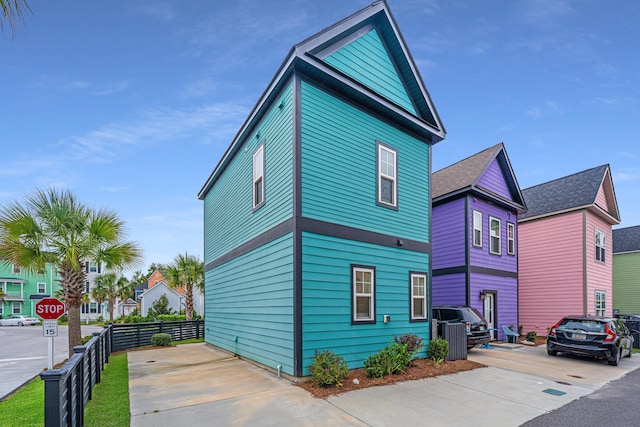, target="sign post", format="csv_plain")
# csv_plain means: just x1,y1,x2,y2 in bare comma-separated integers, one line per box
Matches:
35,298,66,370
